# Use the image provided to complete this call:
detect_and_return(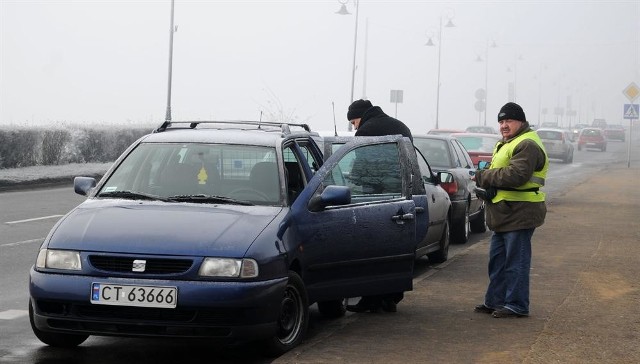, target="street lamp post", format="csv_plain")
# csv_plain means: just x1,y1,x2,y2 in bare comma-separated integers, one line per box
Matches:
164,0,176,123
336,0,360,131
426,14,455,130
476,40,496,126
